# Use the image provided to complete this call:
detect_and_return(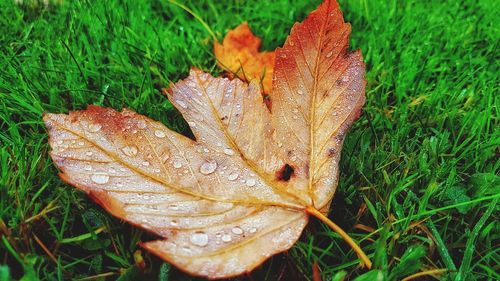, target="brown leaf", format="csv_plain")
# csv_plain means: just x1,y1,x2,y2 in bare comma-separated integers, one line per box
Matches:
214,22,275,95
44,0,366,278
